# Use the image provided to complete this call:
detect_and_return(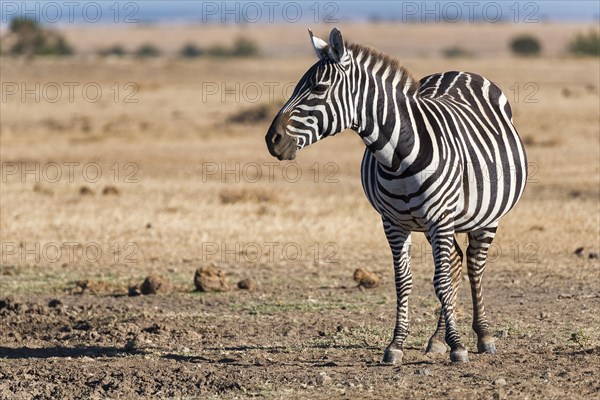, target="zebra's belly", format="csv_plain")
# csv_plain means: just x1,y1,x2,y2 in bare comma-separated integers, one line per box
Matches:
360,150,527,232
